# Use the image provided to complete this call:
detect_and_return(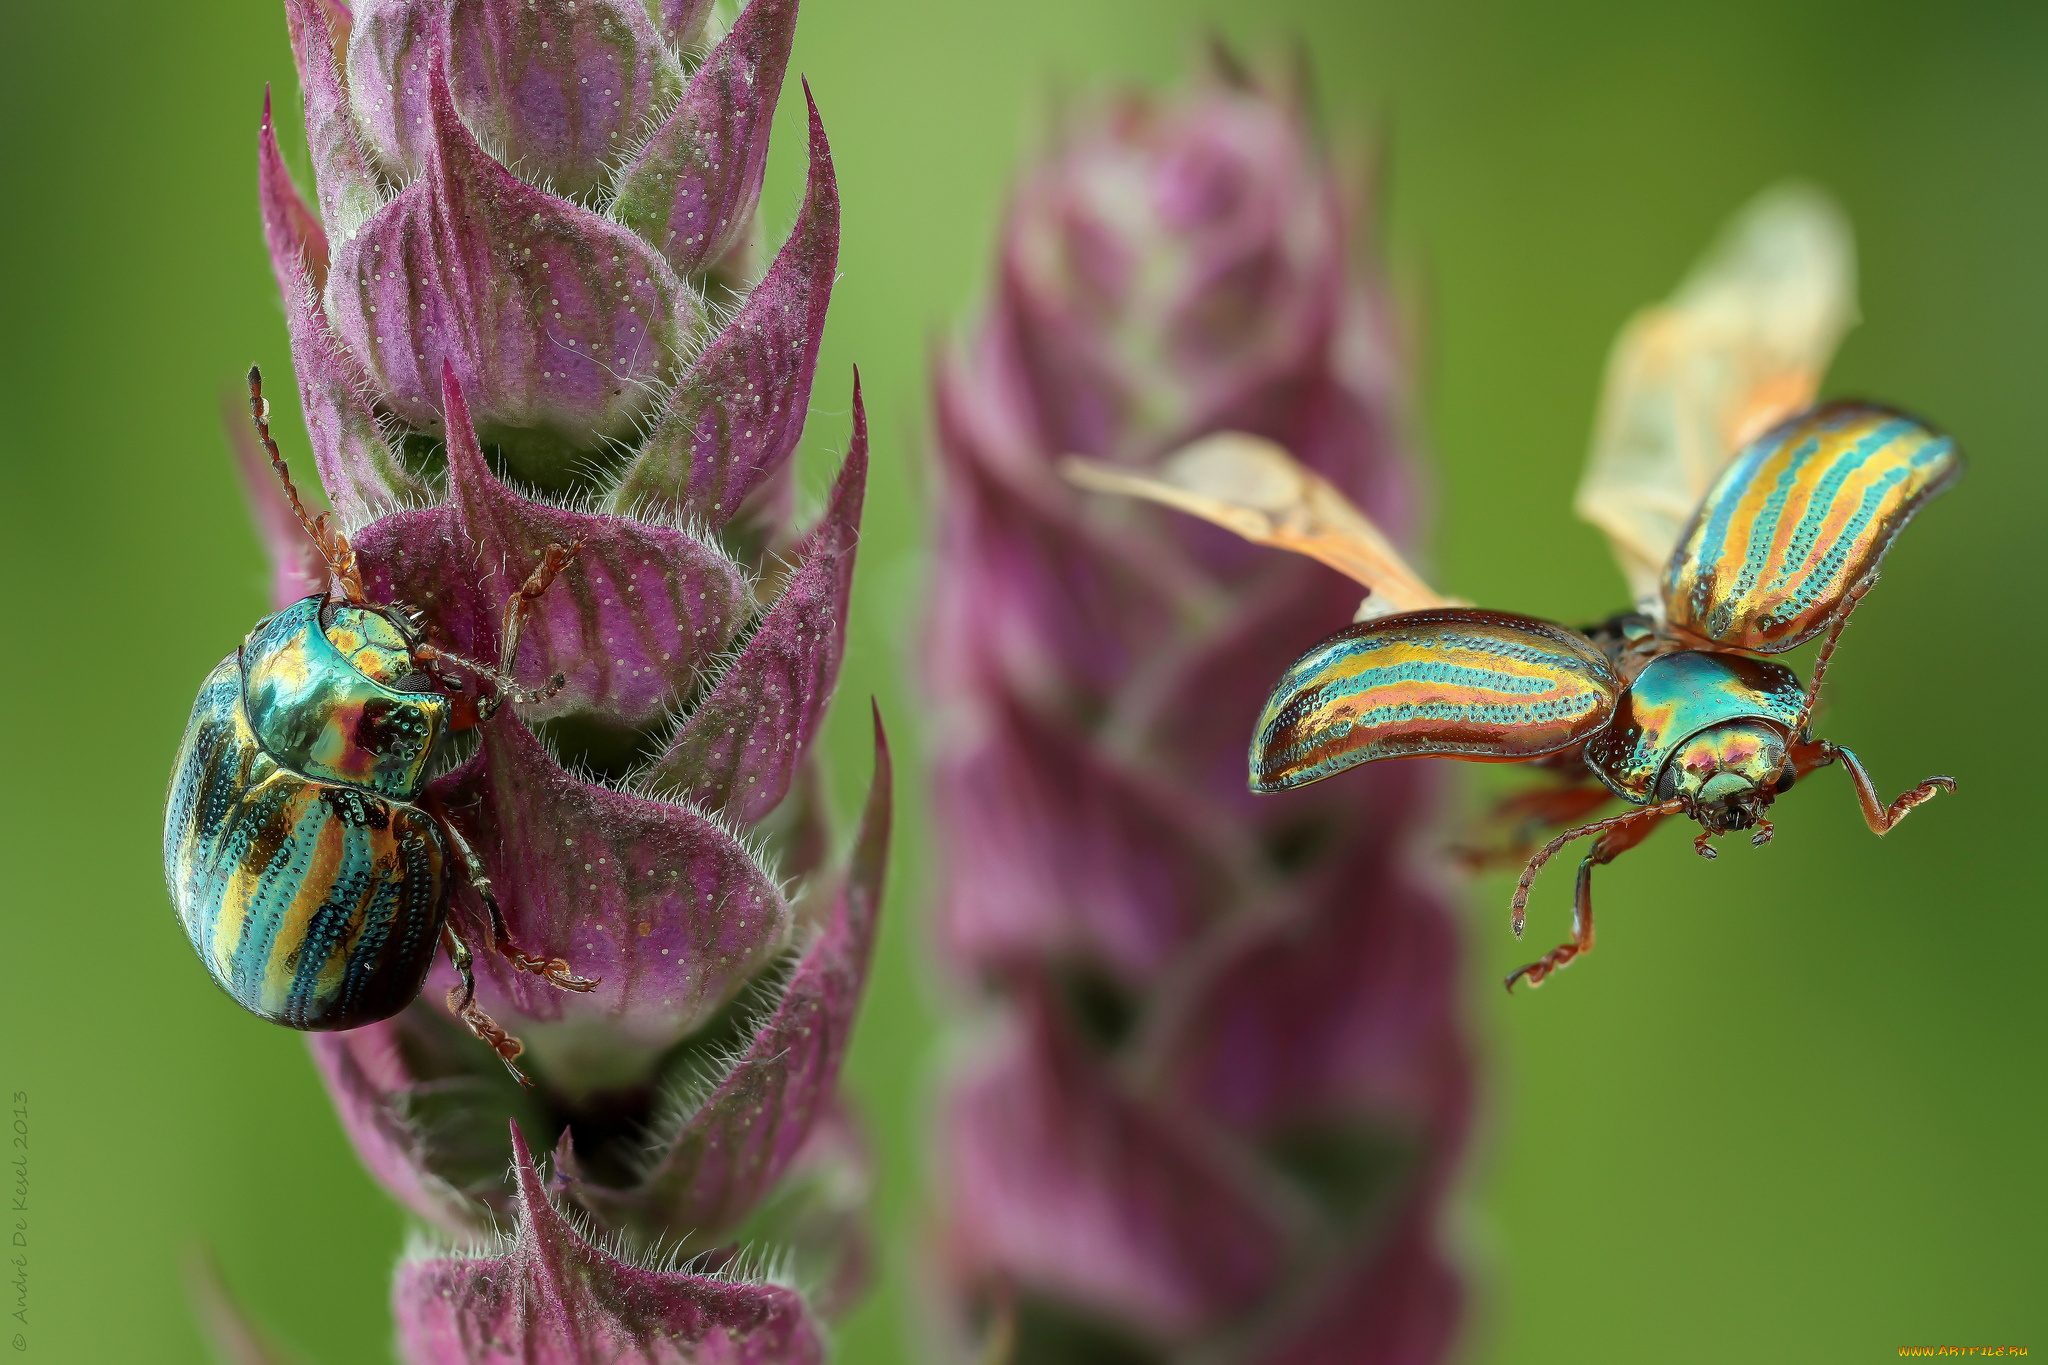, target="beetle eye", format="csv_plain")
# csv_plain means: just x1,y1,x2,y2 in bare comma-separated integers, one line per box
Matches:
1776,769,1796,793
